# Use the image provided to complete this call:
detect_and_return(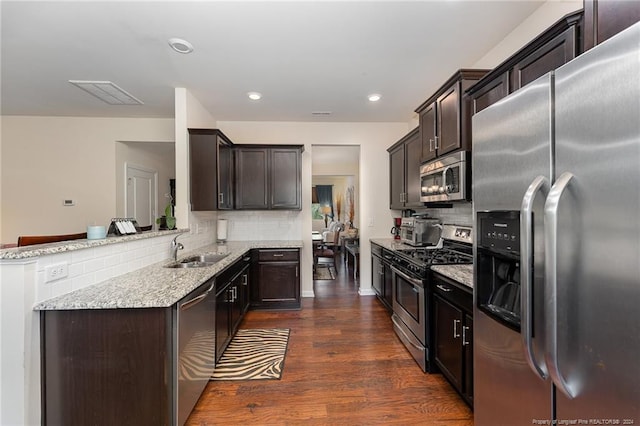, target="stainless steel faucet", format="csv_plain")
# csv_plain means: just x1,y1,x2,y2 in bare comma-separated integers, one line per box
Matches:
171,234,184,261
